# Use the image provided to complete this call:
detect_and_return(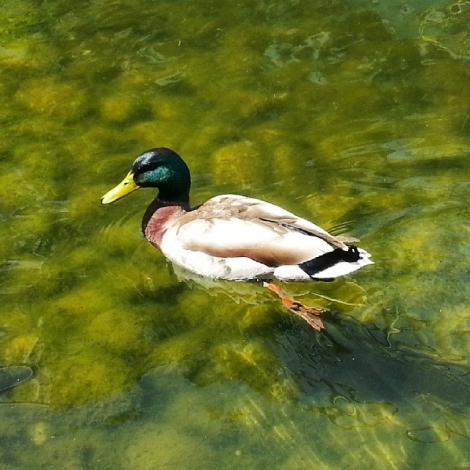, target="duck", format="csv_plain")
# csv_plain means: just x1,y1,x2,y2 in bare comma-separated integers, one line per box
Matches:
101,147,373,330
